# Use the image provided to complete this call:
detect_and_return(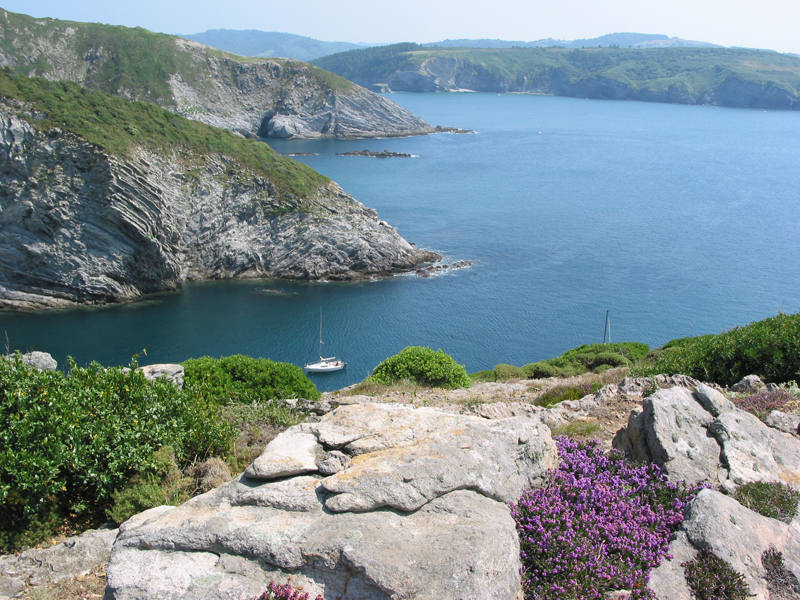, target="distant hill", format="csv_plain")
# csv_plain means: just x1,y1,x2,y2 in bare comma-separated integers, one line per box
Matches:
183,29,365,61
0,9,433,139
313,44,800,110
425,32,718,50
